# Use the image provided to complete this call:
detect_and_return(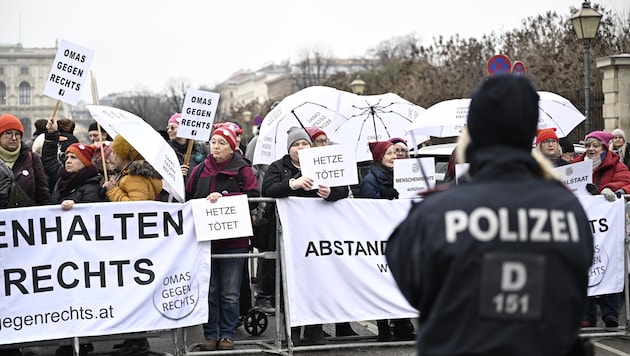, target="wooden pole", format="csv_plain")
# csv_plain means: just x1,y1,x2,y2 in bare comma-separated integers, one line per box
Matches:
90,70,108,182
